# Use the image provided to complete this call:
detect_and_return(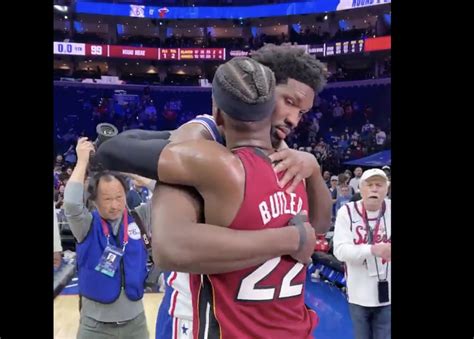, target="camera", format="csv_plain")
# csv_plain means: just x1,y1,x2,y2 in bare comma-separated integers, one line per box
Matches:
88,123,118,173
92,123,118,149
